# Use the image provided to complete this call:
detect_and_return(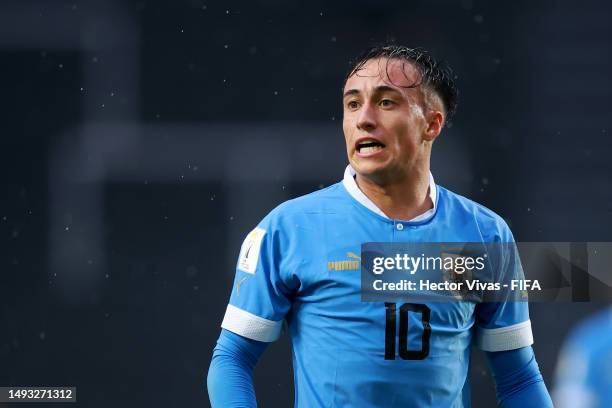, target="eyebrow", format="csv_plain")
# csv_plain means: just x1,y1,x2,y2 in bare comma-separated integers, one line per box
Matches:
342,85,403,98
